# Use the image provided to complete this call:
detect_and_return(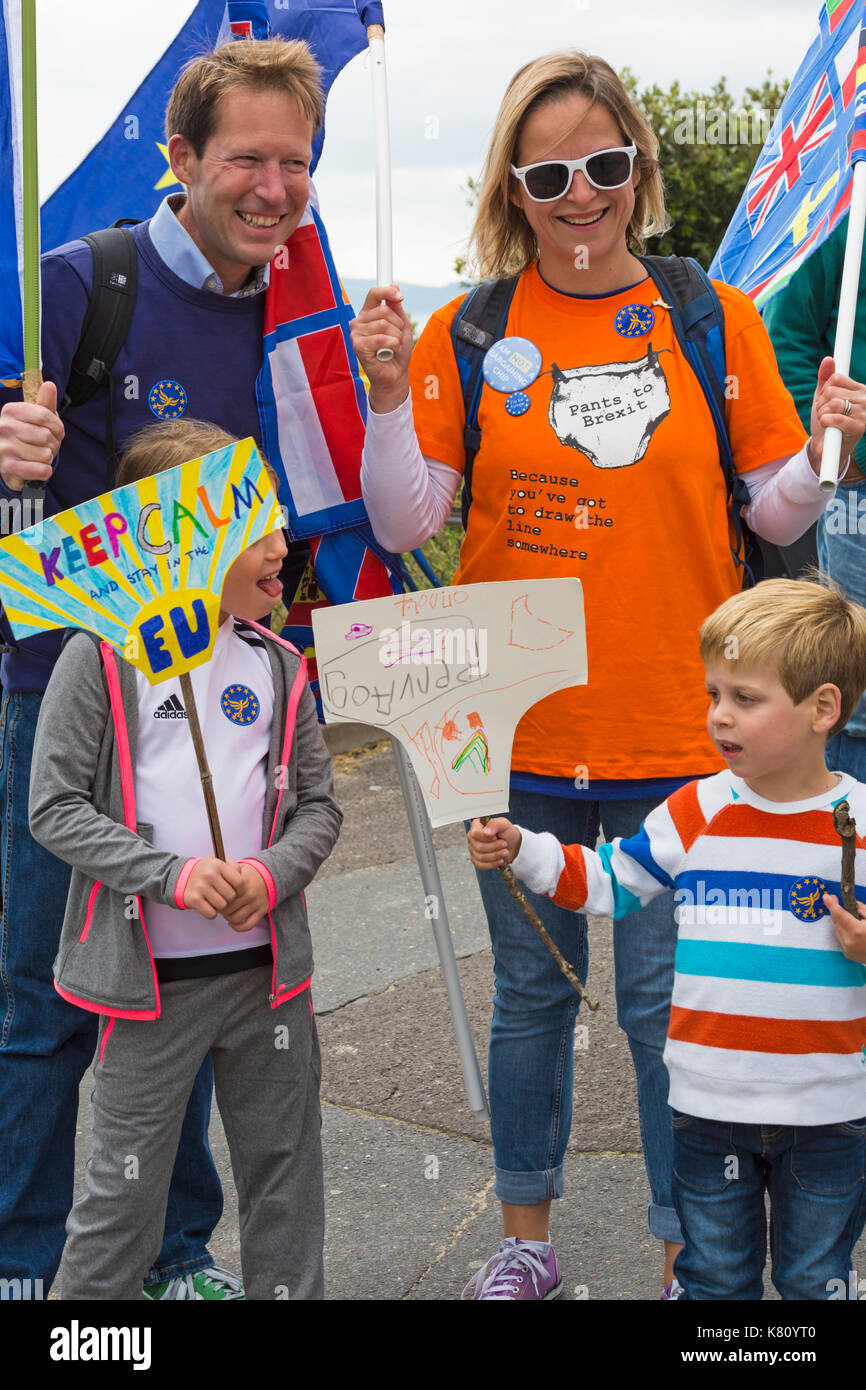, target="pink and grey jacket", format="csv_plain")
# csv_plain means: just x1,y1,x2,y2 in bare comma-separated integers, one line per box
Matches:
28,621,342,1020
